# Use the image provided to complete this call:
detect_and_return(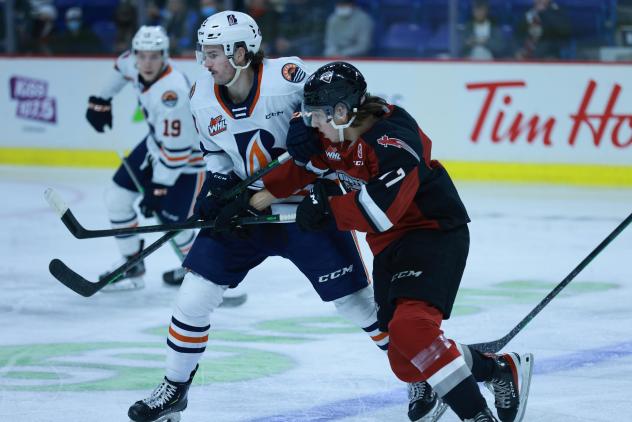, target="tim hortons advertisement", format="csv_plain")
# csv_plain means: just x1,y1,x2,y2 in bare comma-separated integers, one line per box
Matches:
0,57,630,166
